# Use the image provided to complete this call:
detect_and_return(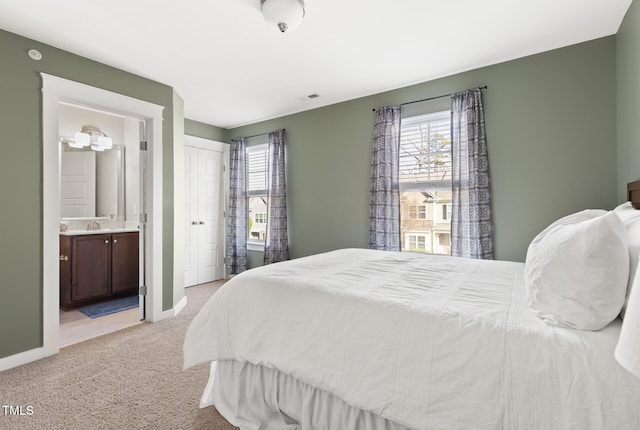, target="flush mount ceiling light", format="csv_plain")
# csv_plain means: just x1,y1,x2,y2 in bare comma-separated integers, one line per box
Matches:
261,0,305,33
